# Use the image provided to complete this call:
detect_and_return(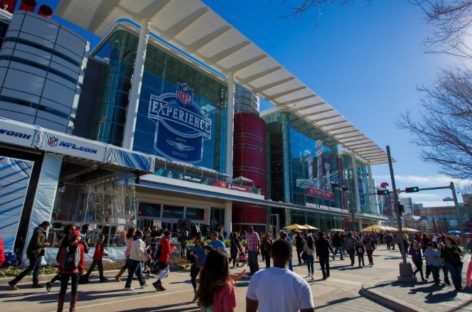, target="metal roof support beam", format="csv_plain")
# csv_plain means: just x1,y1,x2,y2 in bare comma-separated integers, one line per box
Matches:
123,18,150,150
253,77,295,93
89,0,121,32
280,96,319,107
360,151,387,157
320,123,352,132
238,66,282,84
162,7,209,39
336,133,365,141
309,114,340,123
138,0,171,18
303,108,334,117
266,86,306,101
187,25,231,52
226,54,267,73
349,142,377,148
206,41,251,65
343,140,372,146
317,120,349,128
